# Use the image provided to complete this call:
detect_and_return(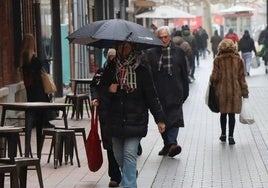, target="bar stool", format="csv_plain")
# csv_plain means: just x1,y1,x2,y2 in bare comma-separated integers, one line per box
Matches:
0,163,19,188
14,157,43,188
54,125,86,144
41,129,80,169
65,94,90,120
